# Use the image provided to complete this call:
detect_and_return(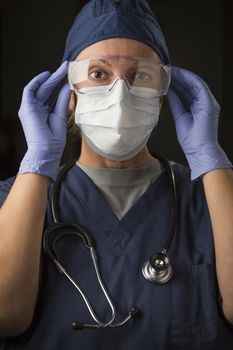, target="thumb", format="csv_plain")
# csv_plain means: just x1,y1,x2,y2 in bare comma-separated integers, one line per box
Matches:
53,84,72,119
166,89,186,122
